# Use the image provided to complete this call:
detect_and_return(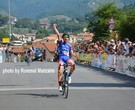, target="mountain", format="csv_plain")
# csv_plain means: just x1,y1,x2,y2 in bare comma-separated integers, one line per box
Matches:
0,0,135,20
